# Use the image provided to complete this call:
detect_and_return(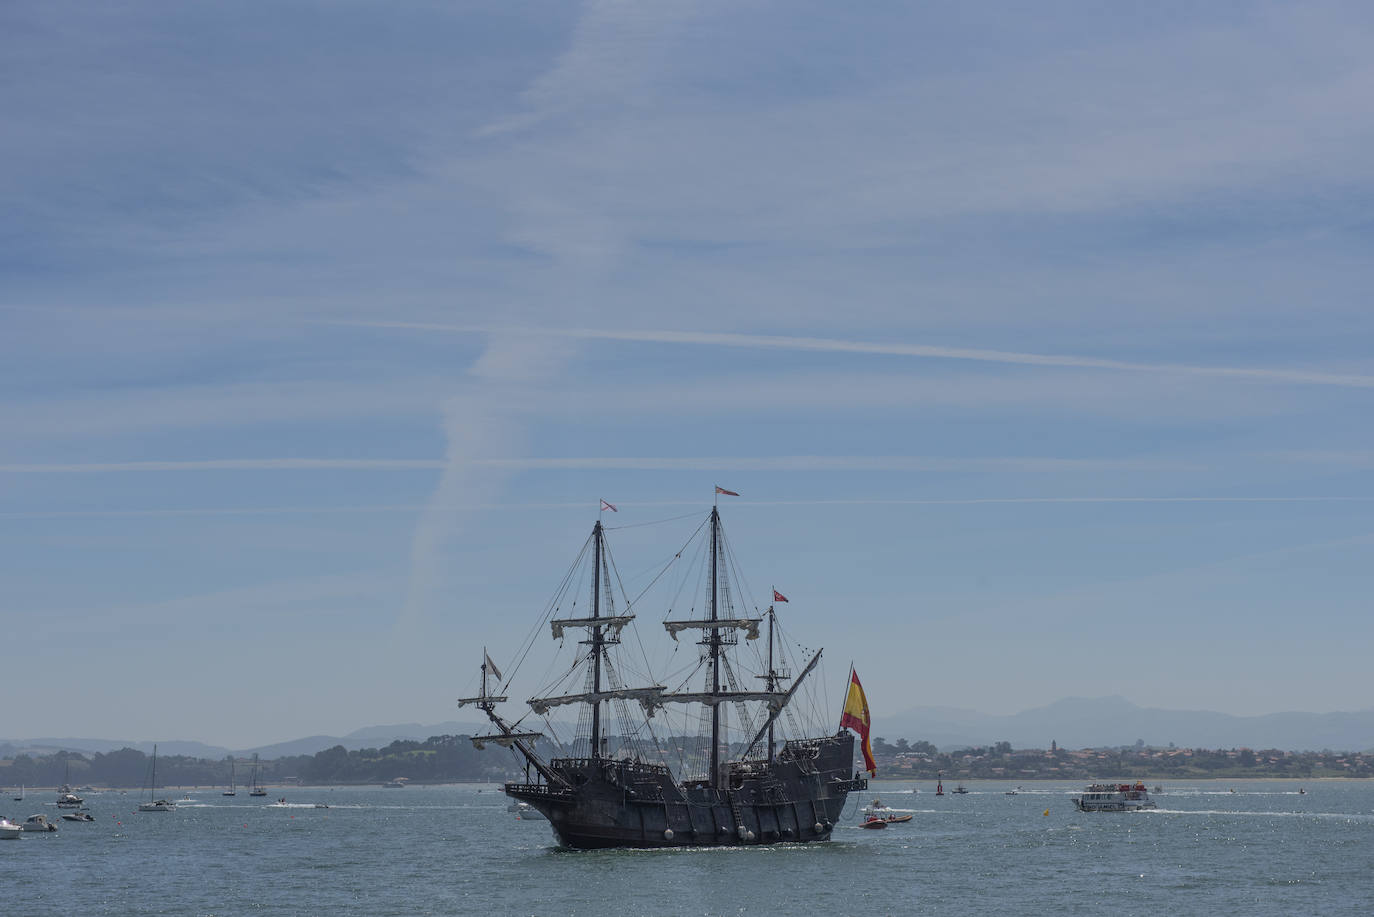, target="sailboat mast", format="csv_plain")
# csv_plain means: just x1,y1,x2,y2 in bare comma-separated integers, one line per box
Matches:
709,506,721,786
591,520,605,761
